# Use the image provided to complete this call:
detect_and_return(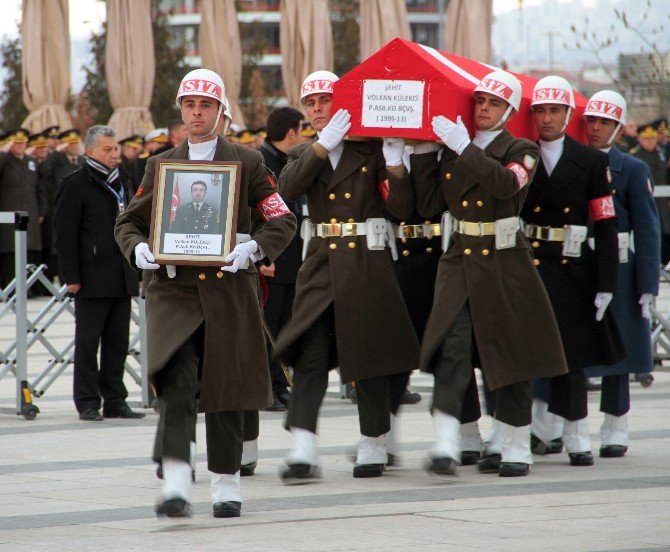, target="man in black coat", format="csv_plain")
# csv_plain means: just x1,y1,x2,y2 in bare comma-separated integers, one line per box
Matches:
522,76,623,466
258,107,306,410
54,125,144,422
